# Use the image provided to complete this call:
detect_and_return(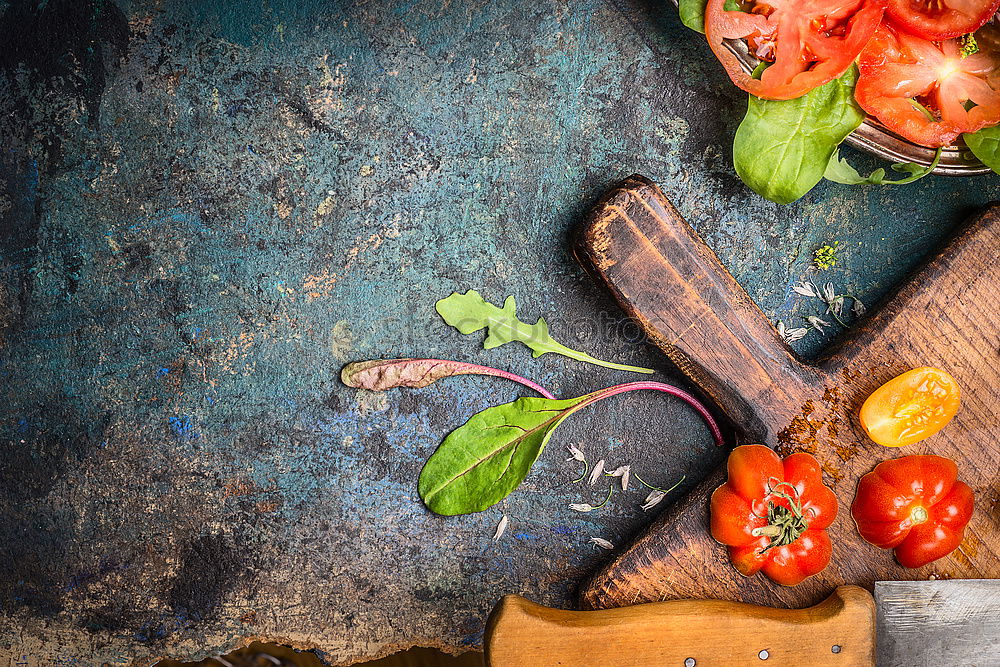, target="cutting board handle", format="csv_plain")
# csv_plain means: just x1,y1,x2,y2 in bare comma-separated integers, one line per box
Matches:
574,175,817,442
484,585,875,666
